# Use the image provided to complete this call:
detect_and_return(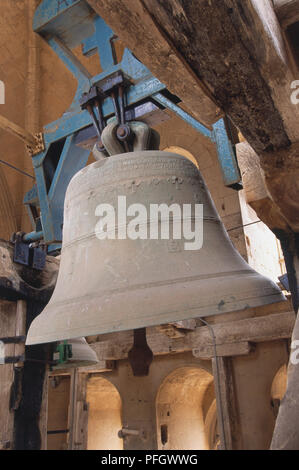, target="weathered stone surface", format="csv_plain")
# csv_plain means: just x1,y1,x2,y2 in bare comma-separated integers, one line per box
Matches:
261,143,299,232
